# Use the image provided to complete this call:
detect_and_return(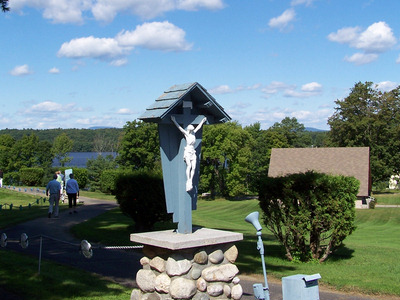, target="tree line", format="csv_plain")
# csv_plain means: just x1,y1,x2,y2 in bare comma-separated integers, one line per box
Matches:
116,81,400,196
0,128,123,152
1,81,399,195
116,118,328,197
